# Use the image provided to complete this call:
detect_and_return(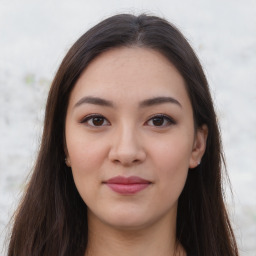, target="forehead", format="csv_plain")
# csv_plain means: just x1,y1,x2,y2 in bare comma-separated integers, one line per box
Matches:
69,47,190,108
